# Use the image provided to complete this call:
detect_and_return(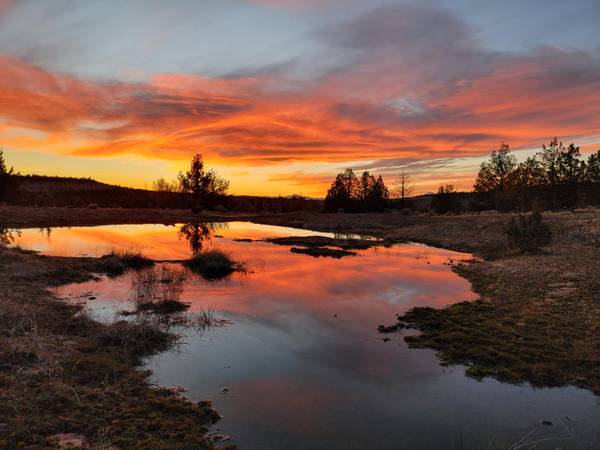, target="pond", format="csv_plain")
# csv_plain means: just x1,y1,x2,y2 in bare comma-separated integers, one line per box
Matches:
11,222,600,449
